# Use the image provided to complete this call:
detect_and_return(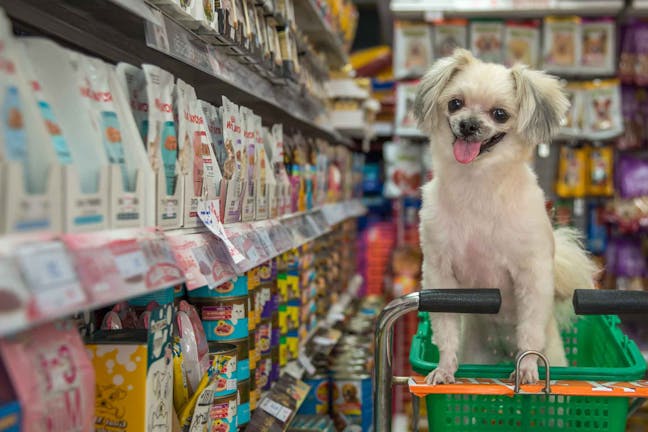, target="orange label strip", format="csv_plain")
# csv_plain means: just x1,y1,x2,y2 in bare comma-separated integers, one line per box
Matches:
408,377,648,398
